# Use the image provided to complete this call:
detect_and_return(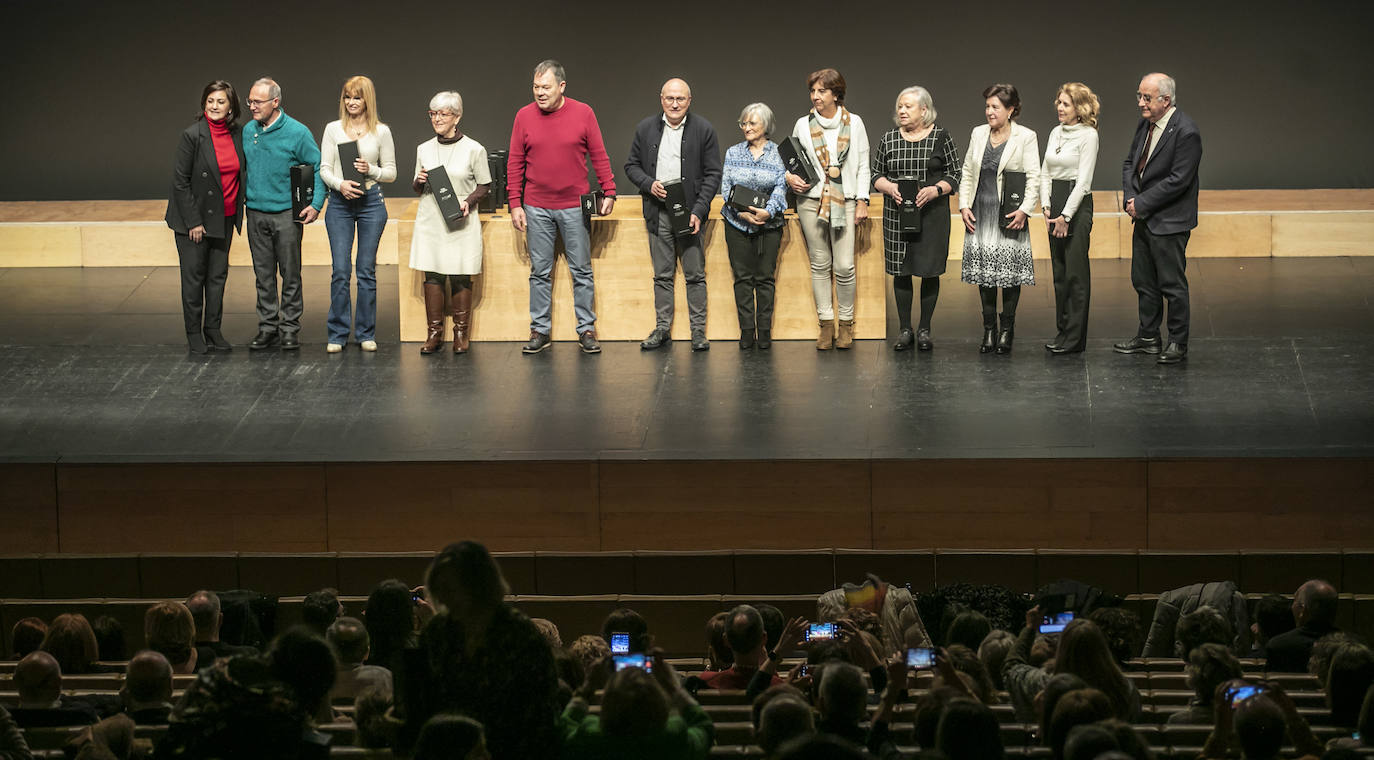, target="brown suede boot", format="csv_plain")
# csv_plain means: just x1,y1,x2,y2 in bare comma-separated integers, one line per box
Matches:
817,319,835,350
452,287,472,354
836,319,855,349
420,282,445,355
